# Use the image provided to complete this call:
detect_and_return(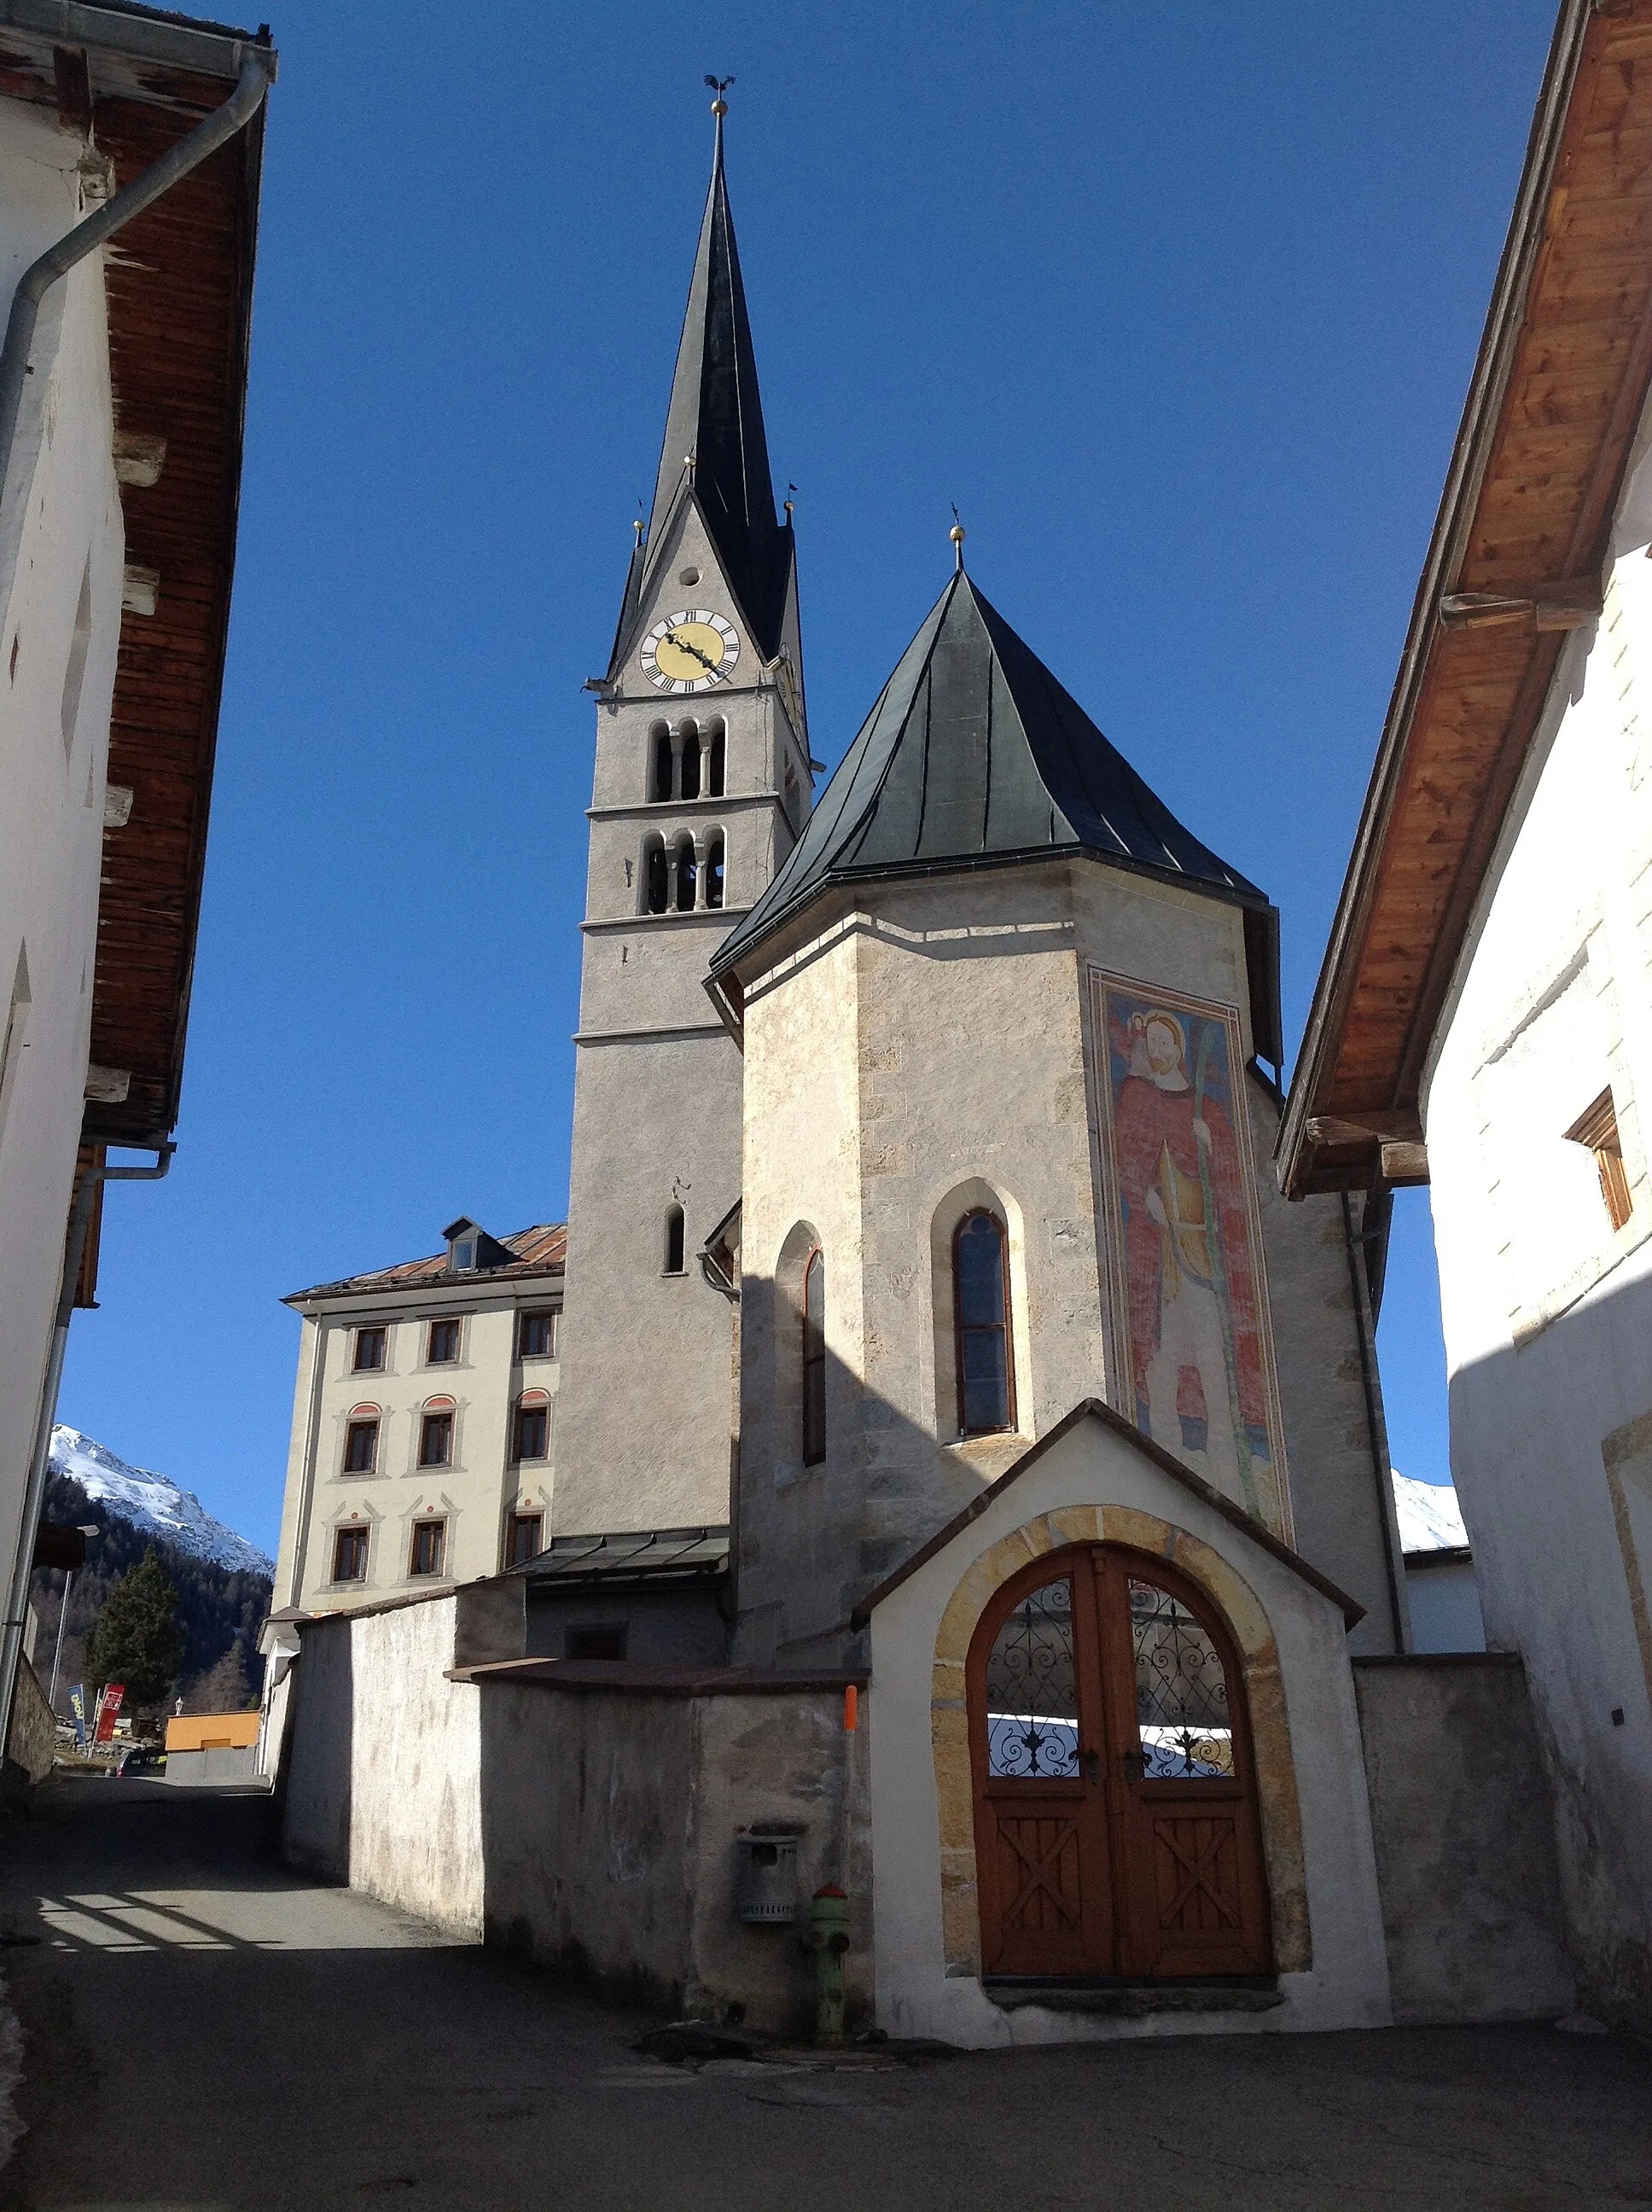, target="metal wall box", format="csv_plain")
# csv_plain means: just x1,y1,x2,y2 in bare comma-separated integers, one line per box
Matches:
735,1829,800,1924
